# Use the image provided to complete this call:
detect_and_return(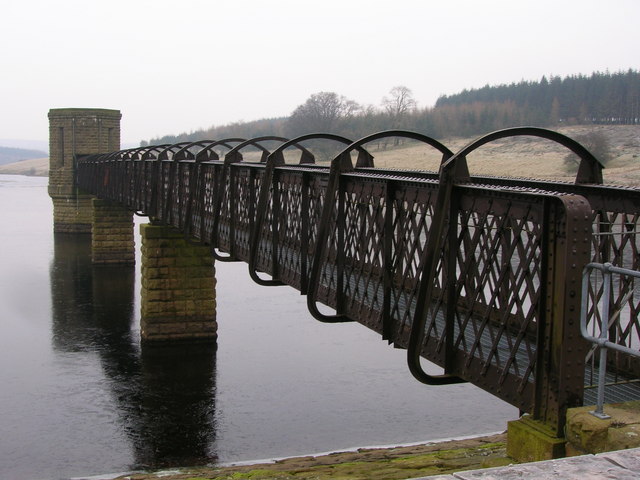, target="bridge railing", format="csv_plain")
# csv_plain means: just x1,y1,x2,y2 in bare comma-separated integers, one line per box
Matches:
581,262,640,418
76,128,640,434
